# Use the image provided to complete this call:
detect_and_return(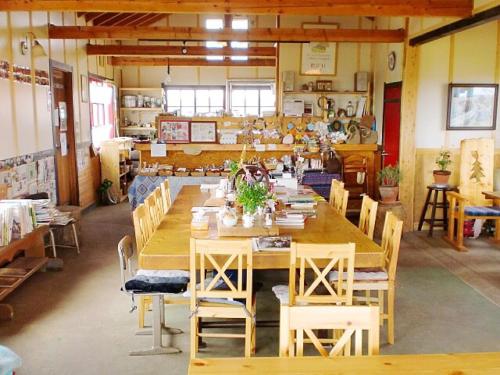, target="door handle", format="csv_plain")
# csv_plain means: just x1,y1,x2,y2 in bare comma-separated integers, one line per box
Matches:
381,151,389,156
